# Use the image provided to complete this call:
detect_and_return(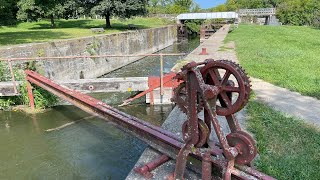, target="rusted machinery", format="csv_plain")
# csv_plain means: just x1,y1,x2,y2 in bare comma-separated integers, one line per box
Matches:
171,59,257,179
25,59,275,180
